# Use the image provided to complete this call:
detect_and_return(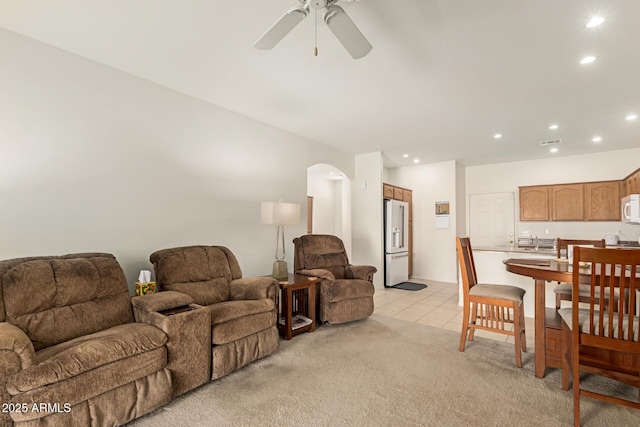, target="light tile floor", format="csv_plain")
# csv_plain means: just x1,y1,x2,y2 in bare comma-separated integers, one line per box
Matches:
373,278,536,350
